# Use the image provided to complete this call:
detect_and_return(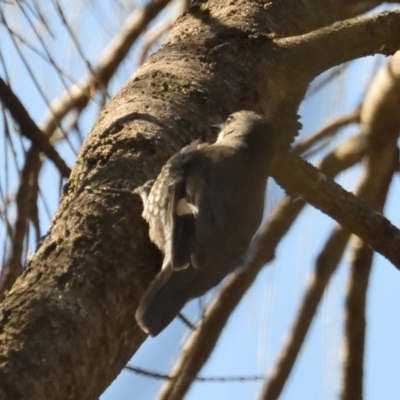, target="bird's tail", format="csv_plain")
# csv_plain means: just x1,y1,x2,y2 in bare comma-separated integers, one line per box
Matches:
135,267,188,336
